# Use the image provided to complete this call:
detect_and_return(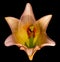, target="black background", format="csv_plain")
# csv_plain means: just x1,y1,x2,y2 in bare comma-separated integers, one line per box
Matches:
0,0,60,62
